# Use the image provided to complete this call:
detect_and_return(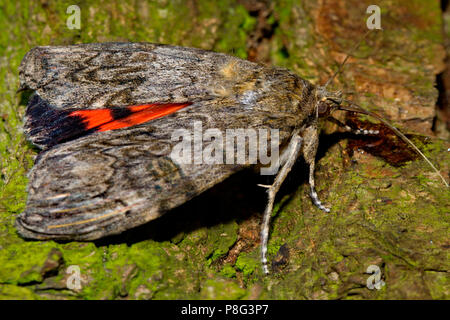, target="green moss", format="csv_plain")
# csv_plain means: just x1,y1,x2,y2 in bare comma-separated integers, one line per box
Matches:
199,278,246,300
235,252,259,277
424,271,450,299
207,221,239,264
0,243,59,285
220,264,237,278
0,284,41,300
